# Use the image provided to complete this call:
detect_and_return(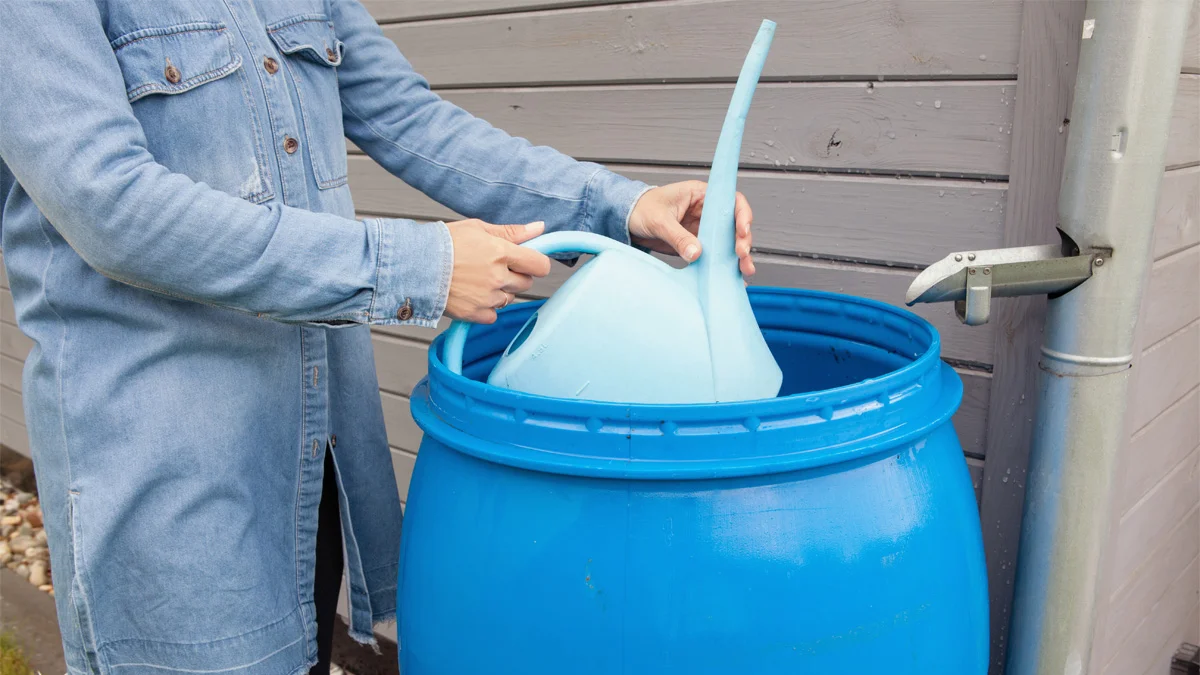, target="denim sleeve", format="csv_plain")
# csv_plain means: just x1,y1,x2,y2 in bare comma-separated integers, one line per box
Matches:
0,1,450,328
331,0,654,253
